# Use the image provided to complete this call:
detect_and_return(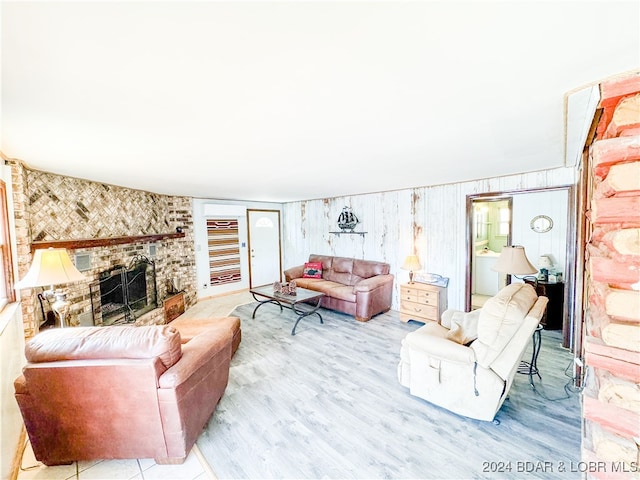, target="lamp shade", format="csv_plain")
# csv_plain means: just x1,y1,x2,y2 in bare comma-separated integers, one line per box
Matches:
15,248,86,289
491,246,537,275
538,255,553,269
401,255,422,272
